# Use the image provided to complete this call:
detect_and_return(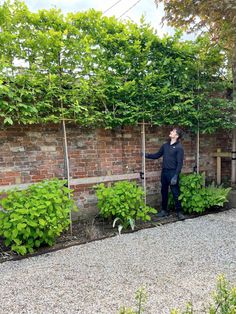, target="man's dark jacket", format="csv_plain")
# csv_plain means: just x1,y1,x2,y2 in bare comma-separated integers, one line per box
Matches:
145,141,184,175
